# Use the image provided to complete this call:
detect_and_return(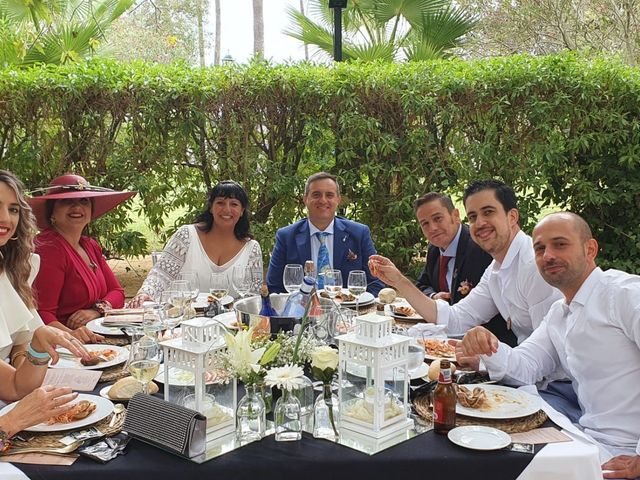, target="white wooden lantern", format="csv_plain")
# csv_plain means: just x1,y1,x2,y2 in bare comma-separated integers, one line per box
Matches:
160,317,236,437
336,313,413,438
